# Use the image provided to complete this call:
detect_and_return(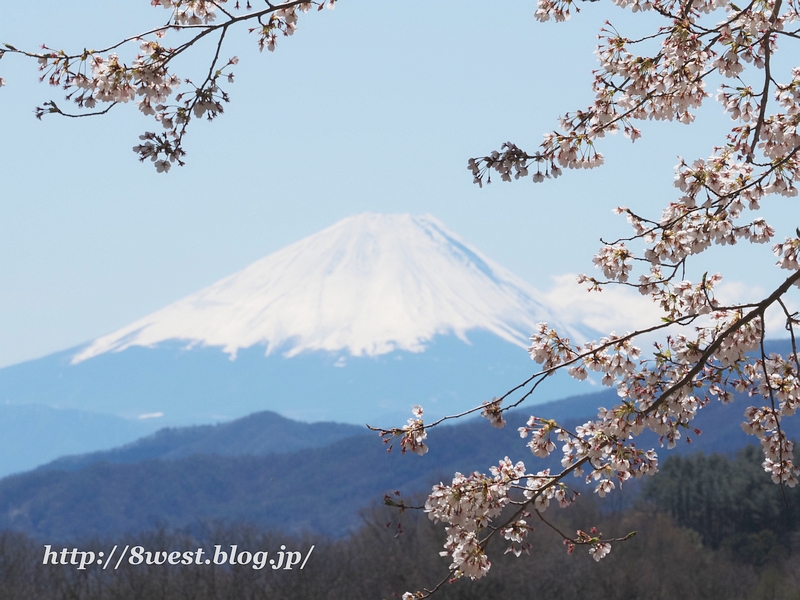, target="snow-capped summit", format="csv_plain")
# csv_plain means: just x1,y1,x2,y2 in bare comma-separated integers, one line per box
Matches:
73,213,574,364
